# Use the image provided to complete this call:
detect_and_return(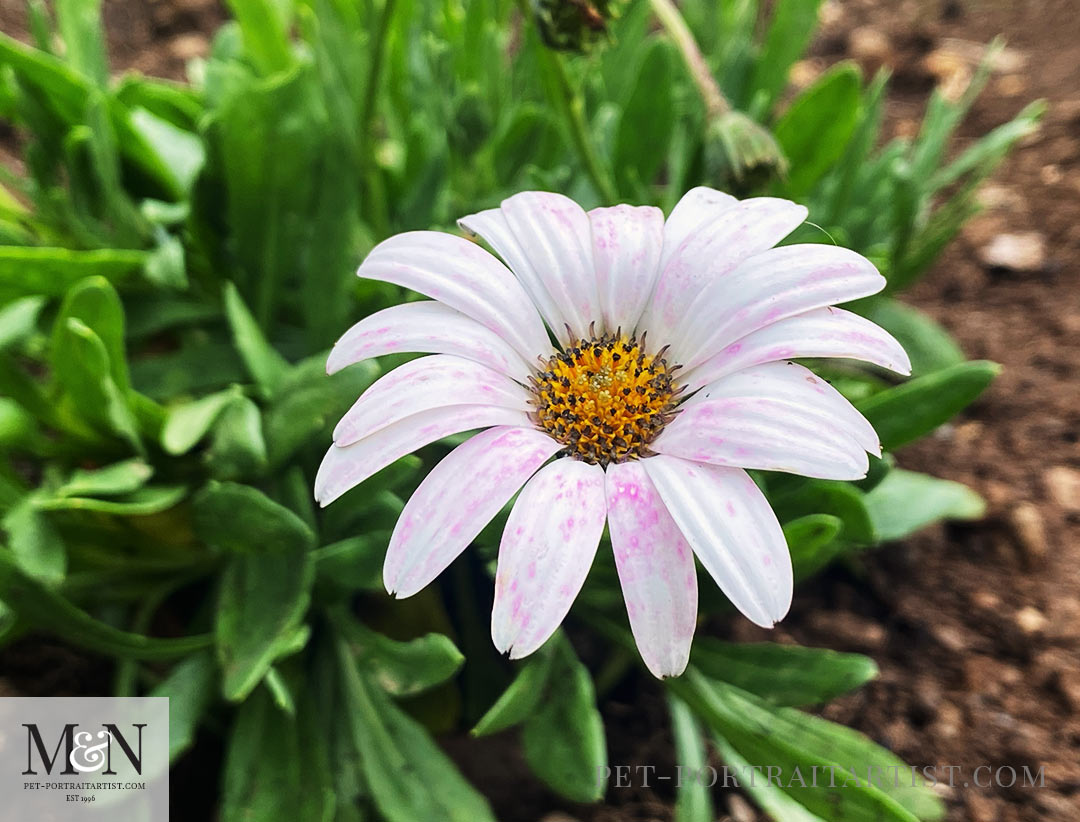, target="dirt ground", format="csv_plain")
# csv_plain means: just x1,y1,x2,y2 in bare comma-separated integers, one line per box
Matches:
1,1,1077,821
